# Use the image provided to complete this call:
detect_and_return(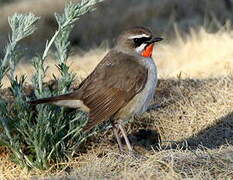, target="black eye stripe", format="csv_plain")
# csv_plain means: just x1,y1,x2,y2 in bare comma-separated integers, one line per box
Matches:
133,37,152,47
